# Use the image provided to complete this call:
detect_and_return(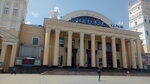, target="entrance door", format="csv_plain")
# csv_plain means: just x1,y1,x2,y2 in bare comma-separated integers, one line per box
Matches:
117,59,120,68
106,43,113,68
58,56,63,66
87,49,91,67
107,52,113,68
4,45,12,72
72,49,77,68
